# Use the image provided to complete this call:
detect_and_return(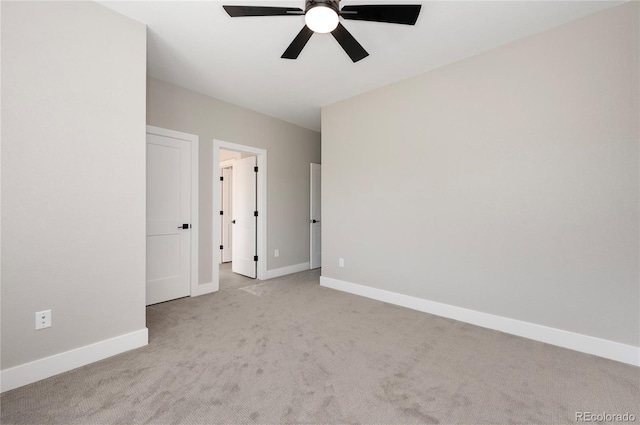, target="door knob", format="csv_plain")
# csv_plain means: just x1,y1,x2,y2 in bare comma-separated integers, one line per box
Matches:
232,220,236,224
311,219,320,223
178,224,189,229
